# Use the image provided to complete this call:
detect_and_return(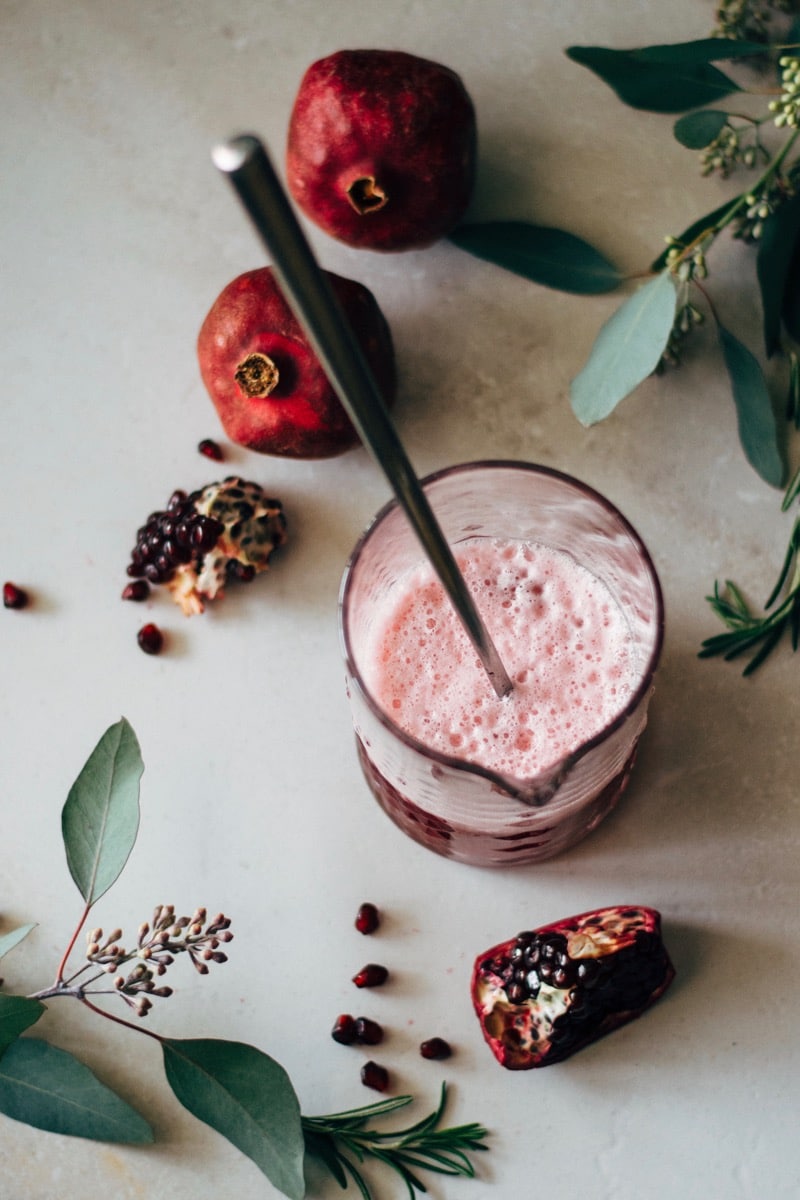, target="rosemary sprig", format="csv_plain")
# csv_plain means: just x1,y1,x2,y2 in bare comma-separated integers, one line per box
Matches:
700,465,800,672
302,1083,489,1199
